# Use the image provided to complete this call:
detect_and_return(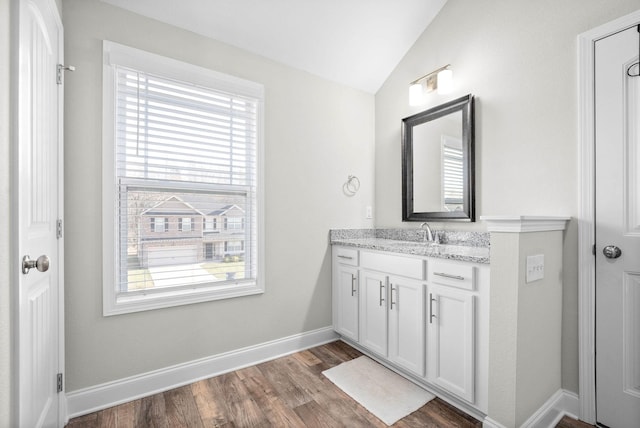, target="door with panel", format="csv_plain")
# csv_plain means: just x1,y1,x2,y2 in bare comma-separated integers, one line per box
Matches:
332,251,359,341
594,23,640,428
388,275,425,377
359,270,388,356
17,0,64,426
426,284,475,403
